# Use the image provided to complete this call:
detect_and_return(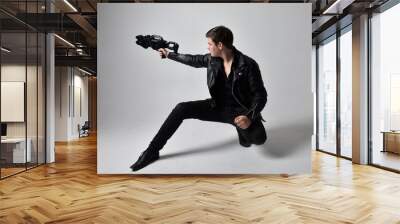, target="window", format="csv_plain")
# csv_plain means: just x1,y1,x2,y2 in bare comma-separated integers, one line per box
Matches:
339,28,352,158
318,36,337,154
371,2,400,171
